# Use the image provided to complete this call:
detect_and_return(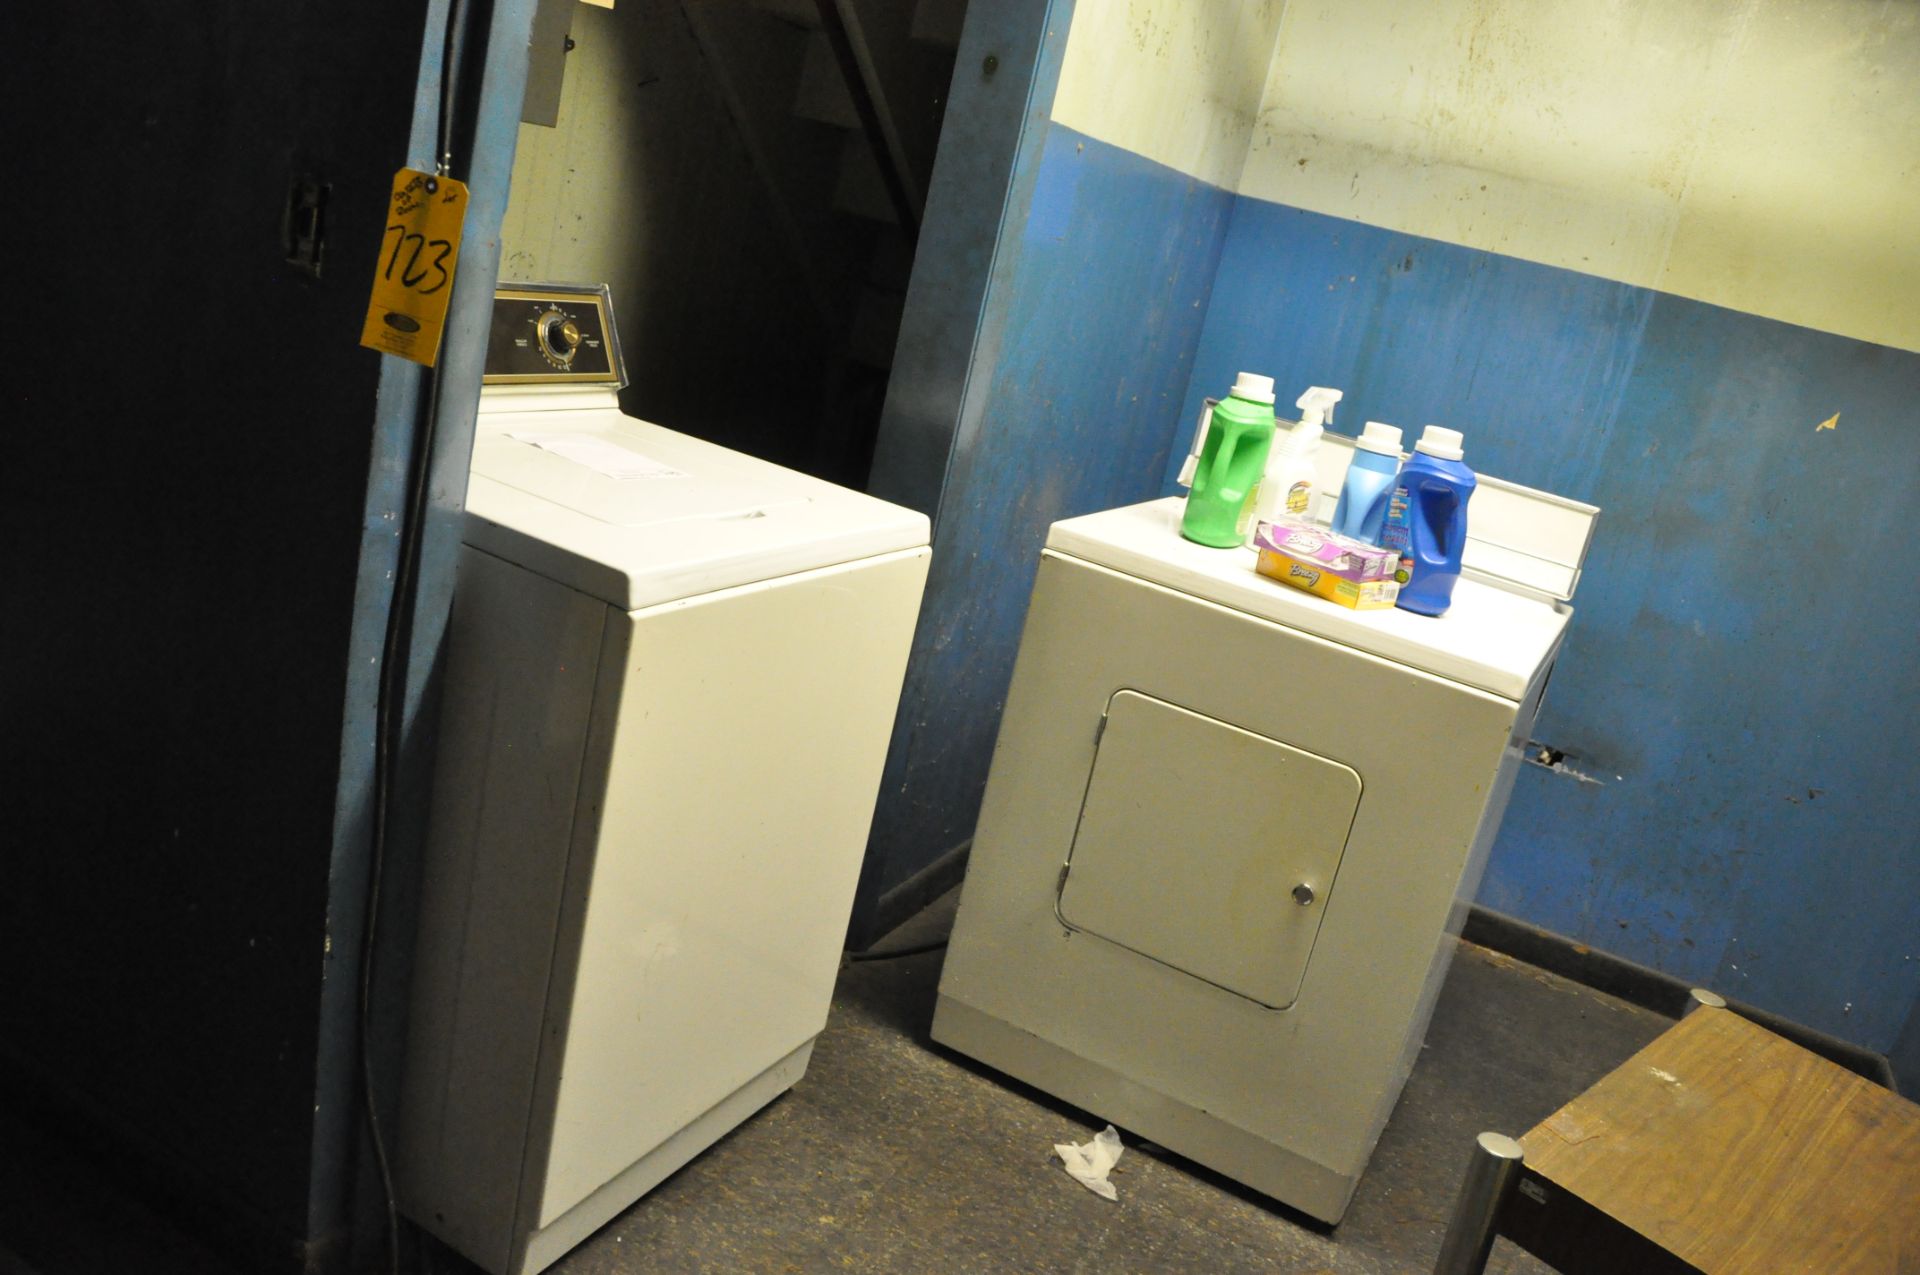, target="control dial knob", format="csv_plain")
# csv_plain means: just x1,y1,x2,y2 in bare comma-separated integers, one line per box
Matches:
535,309,583,367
